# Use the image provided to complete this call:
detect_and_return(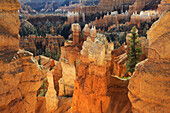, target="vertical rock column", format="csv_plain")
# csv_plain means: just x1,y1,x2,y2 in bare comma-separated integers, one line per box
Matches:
83,24,90,41
90,26,97,42
45,72,58,113
72,23,81,45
